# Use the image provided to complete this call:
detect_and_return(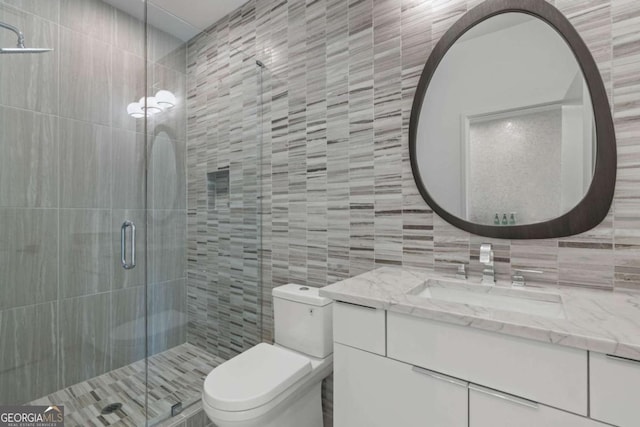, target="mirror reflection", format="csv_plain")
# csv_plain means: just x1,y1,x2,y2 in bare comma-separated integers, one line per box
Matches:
416,12,595,226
